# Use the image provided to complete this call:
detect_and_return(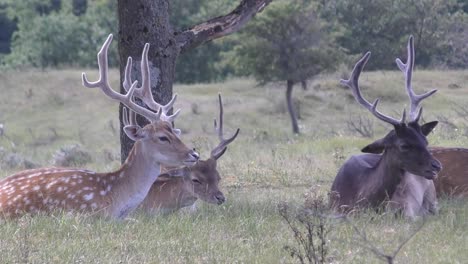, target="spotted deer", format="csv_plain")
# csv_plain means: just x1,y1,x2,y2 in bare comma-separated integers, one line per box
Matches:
430,147,468,198
138,94,240,214
330,36,442,214
0,34,199,219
